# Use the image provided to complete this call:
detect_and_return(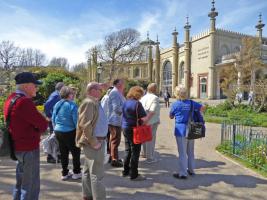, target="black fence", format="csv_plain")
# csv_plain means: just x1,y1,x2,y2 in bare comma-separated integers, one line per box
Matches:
220,120,267,171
